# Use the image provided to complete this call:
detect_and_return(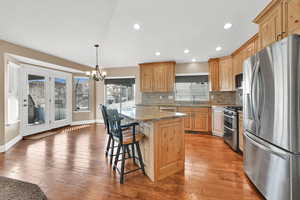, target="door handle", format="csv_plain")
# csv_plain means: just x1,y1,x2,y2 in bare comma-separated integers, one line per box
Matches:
250,57,259,122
